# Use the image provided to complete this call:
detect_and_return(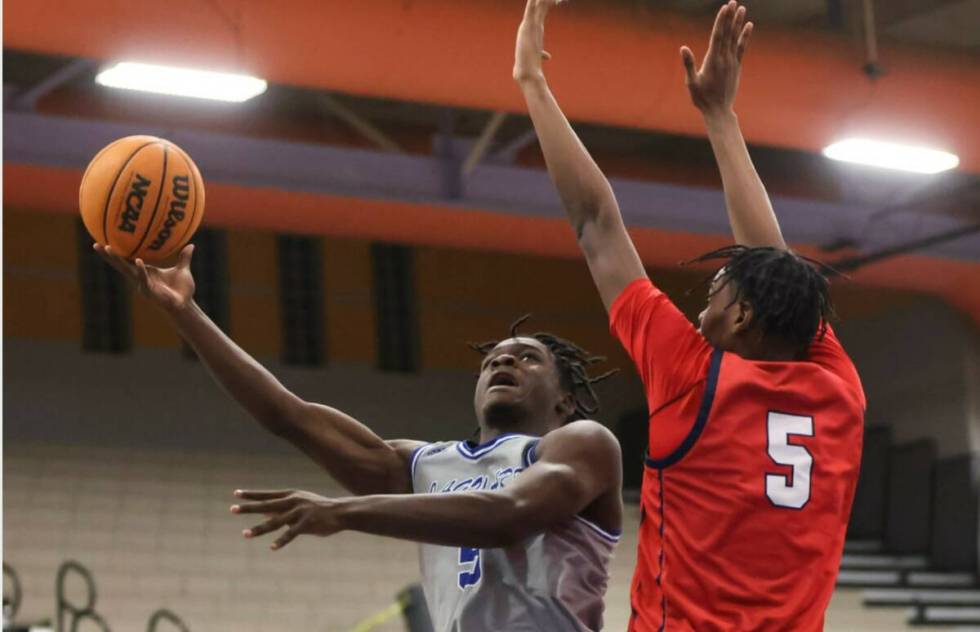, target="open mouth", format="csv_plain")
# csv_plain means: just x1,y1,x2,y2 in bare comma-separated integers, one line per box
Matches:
488,372,519,389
